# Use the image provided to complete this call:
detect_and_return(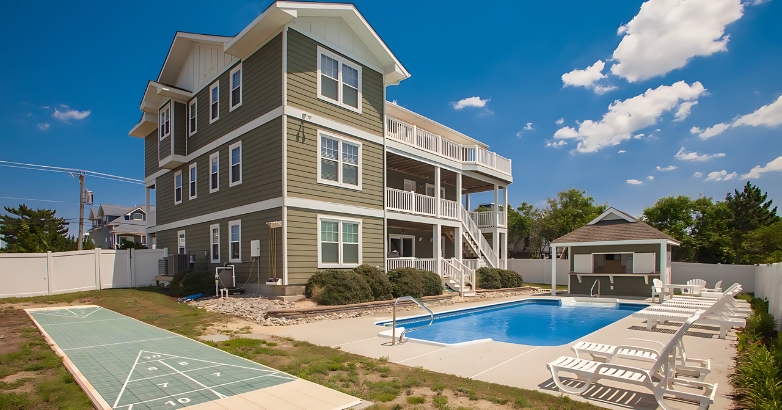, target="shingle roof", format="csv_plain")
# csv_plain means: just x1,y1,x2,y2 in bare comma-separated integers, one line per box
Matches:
553,220,678,244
